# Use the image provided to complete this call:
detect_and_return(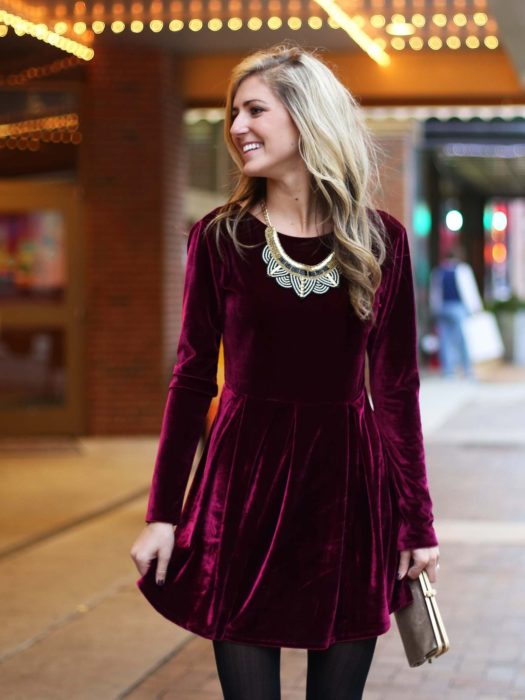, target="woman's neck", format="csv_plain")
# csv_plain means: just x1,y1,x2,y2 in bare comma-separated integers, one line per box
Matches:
263,177,331,237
